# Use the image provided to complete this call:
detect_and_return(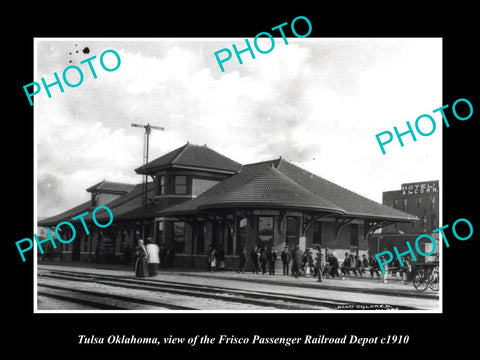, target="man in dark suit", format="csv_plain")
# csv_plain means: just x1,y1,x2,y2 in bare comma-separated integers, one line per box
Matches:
281,246,291,275
250,246,259,274
267,247,277,275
